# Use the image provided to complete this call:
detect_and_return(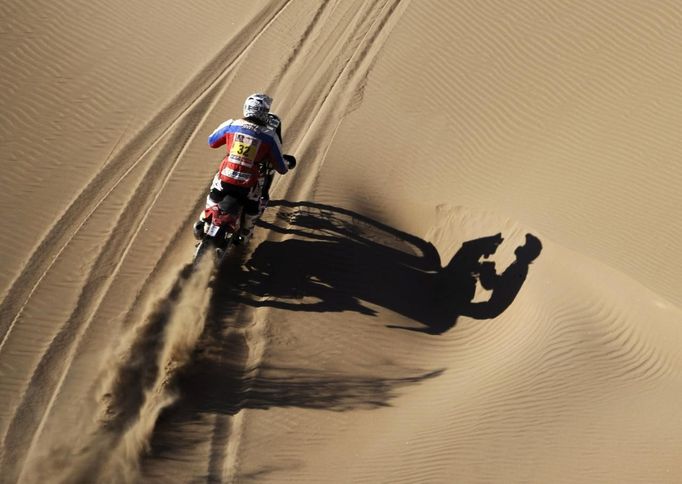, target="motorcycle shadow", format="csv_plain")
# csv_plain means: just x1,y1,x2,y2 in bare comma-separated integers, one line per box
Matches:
140,201,542,478
232,200,542,335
